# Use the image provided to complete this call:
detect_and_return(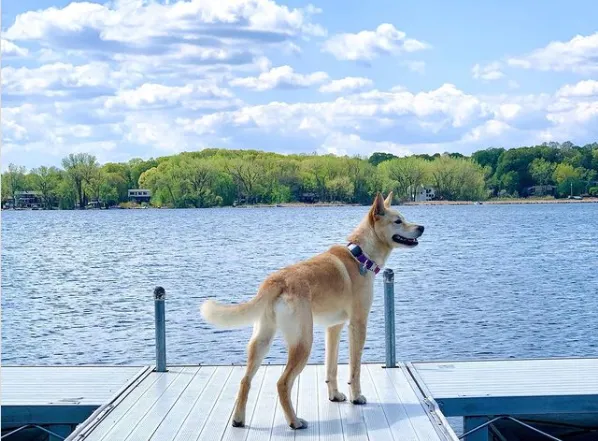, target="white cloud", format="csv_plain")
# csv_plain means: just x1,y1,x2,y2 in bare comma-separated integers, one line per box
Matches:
181,84,489,143
319,132,413,157
3,1,598,168
104,83,236,109
1,62,119,96
1,39,29,56
229,65,328,91
547,100,598,125
507,32,598,73
120,114,194,152
404,60,426,74
497,103,522,120
2,0,326,90
319,77,373,93
472,62,504,81
5,0,326,44
322,23,429,61
4,79,598,167
557,80,598,97
462,119,514,142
